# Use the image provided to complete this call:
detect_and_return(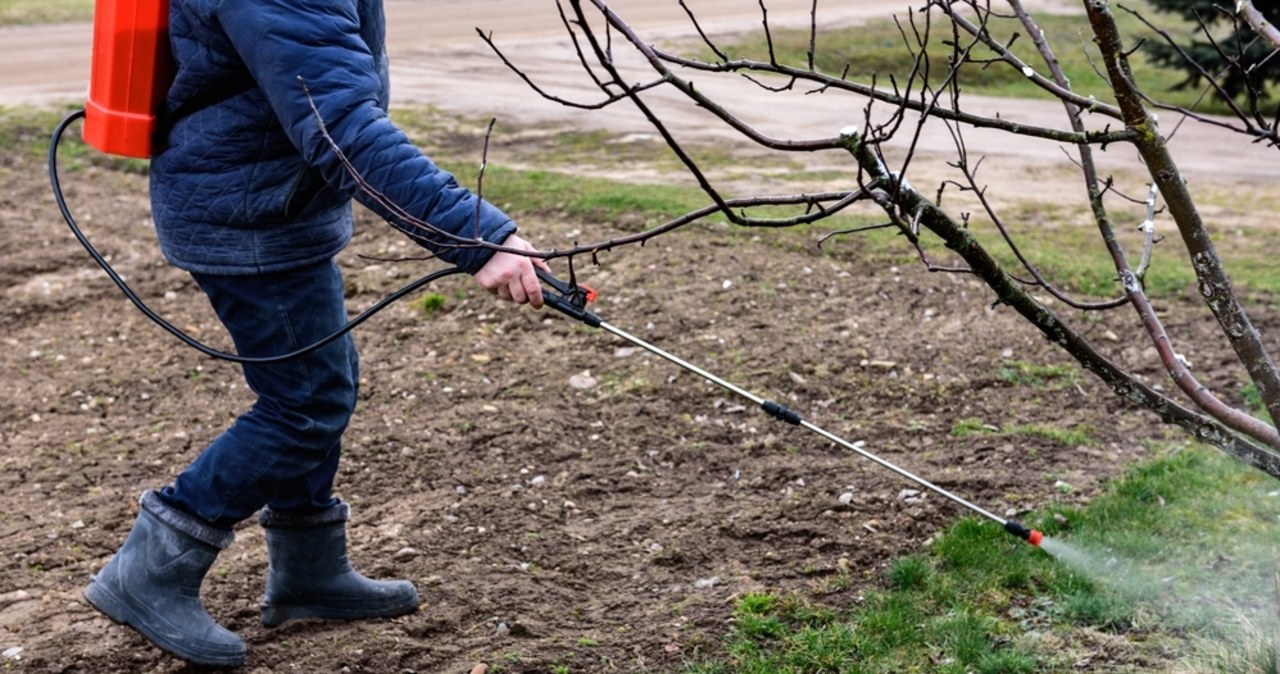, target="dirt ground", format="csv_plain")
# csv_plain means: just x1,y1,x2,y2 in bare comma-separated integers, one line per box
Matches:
2,2,1278,673
3,127,1269,673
